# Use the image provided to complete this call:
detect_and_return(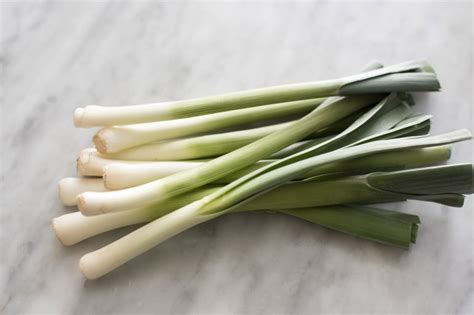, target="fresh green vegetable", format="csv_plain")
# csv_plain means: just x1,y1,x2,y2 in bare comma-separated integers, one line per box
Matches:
53,60,473,283
101,122,293,161
78,94,385,215
101,146,450,190
59,178,107,206
93,98,324,153
76,148,215,177
54,205,420,249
